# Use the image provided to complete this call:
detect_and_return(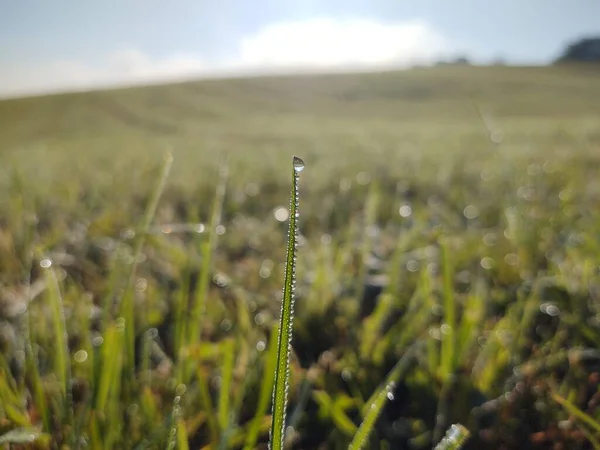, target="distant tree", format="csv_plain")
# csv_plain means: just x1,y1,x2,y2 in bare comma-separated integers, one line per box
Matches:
556,36,600,63
492,55,507,66
453,56,470,65
435,55,470,66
